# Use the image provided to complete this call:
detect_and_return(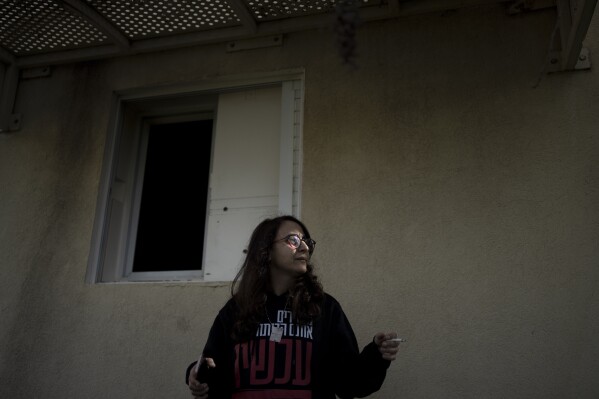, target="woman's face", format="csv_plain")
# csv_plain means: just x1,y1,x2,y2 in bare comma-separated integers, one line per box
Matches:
269,220,311,276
